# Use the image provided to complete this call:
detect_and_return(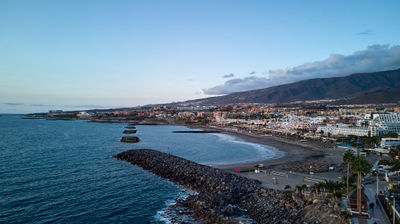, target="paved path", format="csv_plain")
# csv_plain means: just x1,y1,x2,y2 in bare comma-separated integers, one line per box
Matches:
245,169,342,190
350,188,388,224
